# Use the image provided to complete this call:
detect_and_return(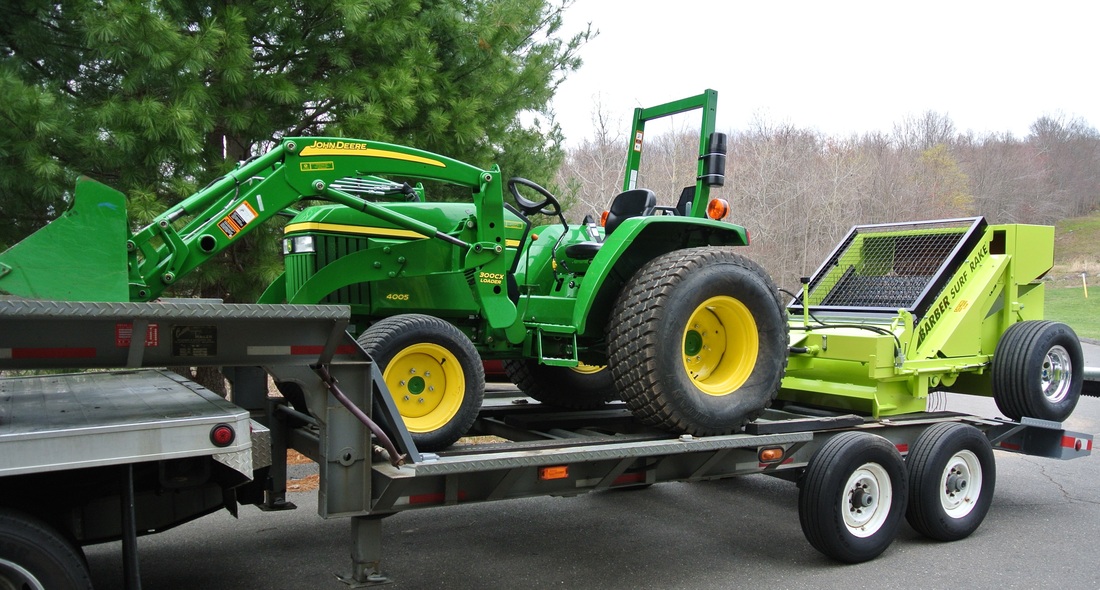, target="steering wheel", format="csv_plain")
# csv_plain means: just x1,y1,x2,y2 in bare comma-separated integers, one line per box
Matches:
507,177,563,217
